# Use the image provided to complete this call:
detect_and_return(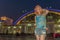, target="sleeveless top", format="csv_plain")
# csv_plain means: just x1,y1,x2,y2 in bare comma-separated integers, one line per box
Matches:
35,14,46,29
